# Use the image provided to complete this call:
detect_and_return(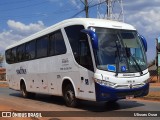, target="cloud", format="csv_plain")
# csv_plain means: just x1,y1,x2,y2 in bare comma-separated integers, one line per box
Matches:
0,30,23,51
7,20,45,36
124,0,160,12
0,20,46,52
48,0,64,7
69,0,82,9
